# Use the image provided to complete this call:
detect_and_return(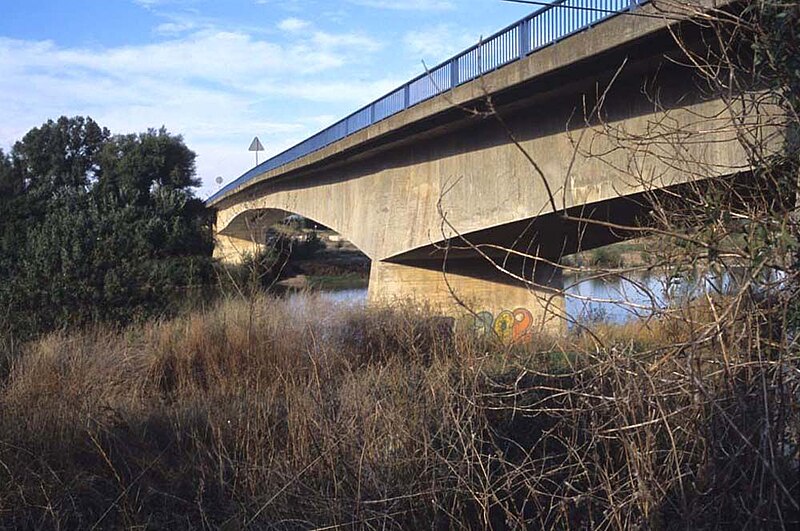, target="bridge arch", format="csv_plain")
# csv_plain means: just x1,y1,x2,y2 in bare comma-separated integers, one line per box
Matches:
214,199,374,264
